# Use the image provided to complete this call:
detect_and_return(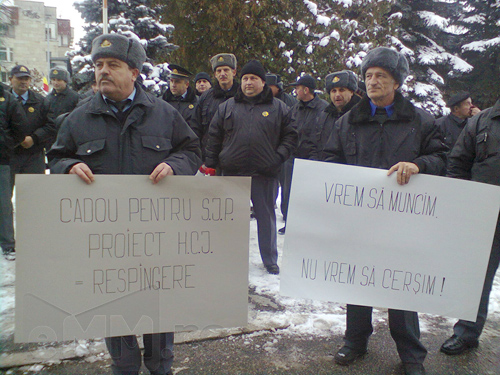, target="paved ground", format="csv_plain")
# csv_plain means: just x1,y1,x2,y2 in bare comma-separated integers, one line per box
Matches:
1,308,499,375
